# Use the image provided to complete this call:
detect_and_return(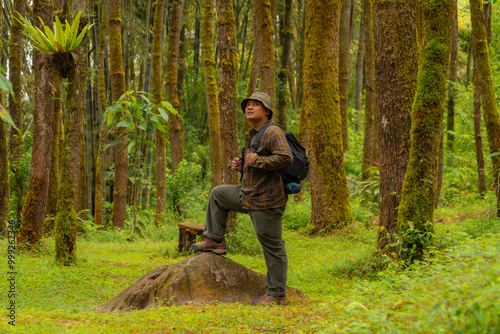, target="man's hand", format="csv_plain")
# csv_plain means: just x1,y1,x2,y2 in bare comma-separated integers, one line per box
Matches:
231,157,242,171
245,152,258,167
